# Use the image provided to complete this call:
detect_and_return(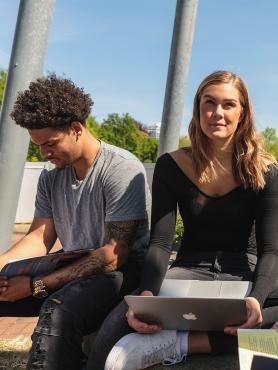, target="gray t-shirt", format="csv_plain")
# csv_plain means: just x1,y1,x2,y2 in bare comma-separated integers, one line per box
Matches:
34,141,151,262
